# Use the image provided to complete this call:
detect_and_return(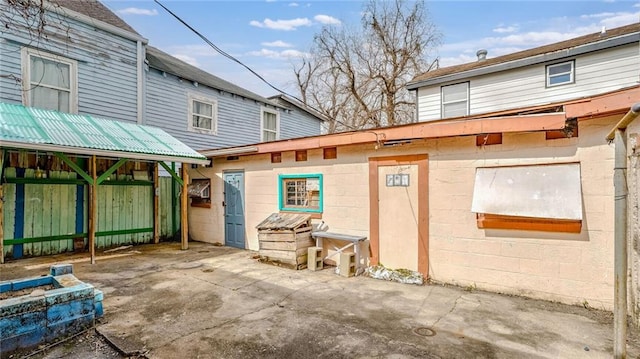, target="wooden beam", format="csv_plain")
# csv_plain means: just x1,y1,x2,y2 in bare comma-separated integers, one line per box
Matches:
153,162,160,244
54,152,94,185
181,164,189,250
0,185,4,264
89,155,97,264
159,161,183,186
96,158,128,185
0,150,3,264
